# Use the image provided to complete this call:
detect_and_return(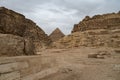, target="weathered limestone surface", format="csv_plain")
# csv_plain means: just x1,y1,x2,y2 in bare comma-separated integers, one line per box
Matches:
52,12,120,48
0,61,28,73
22,68,58,80
0,34,35,56
0,7,52,52
0,55,57,80
52,29,120,48
0,71,20,80
72,12,120,33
